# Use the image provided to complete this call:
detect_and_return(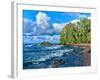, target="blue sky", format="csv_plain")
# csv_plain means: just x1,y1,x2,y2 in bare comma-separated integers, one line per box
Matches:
23,10,91,24
23,10,91,35
23,10,91,43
